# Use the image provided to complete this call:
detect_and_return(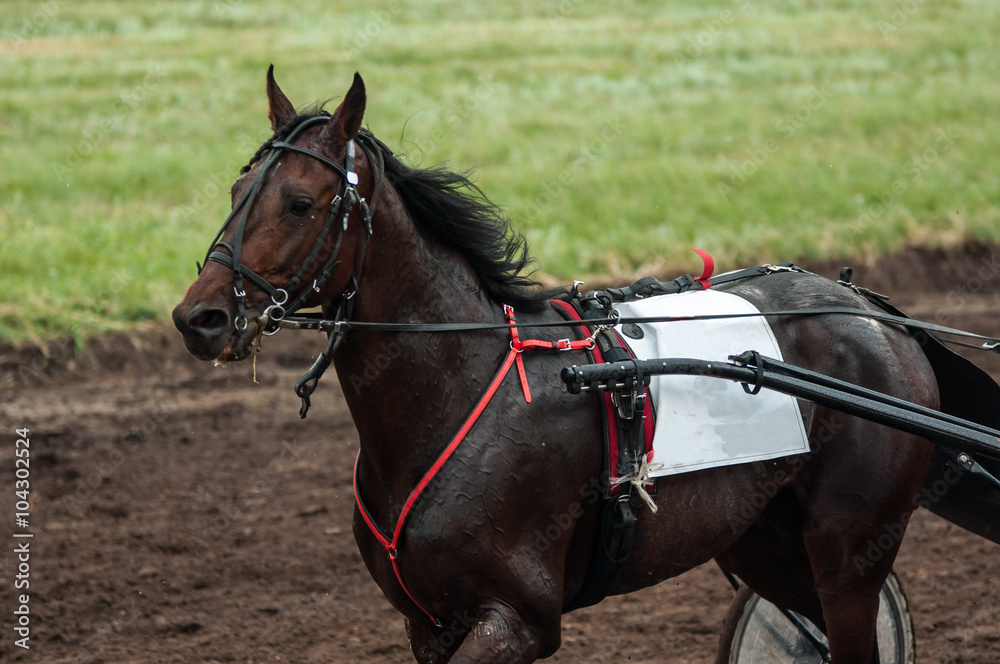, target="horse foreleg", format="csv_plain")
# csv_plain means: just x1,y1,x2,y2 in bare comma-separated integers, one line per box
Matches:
405,617,464,664
430,602,556,664
798,416,931,663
